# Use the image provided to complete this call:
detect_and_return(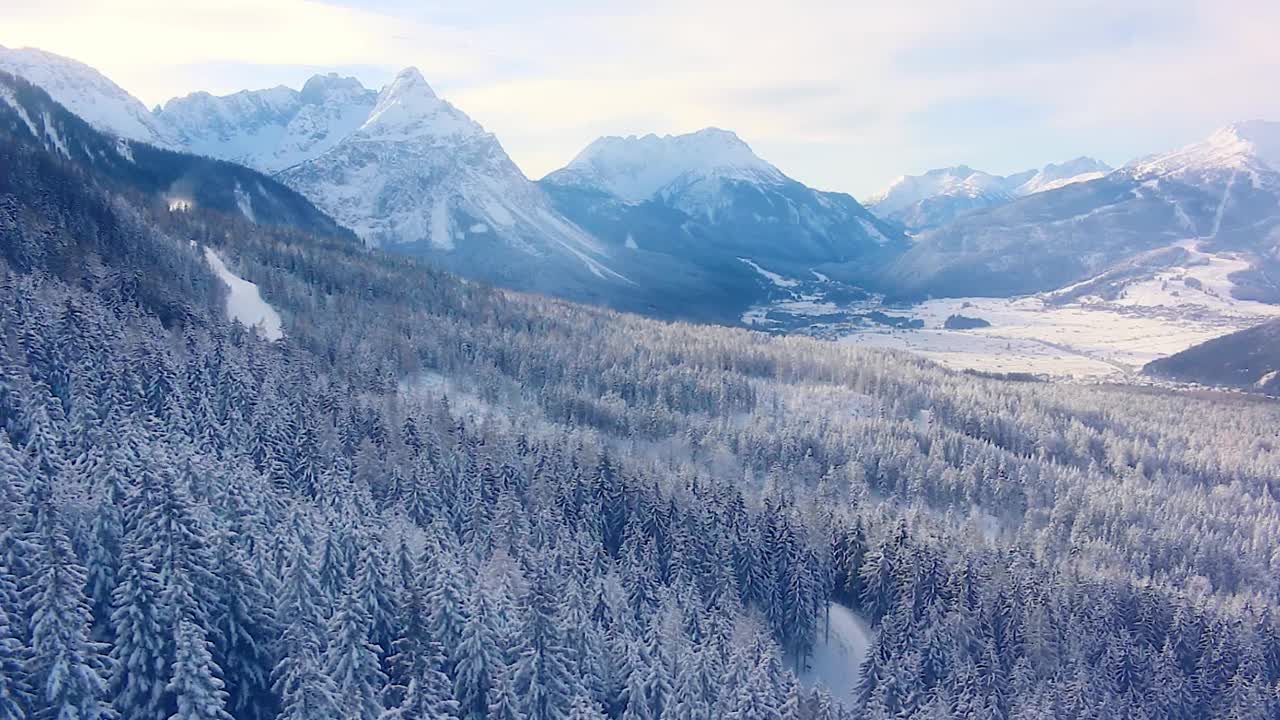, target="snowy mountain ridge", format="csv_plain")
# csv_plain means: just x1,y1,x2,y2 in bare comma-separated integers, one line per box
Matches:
543,128,786,202
157,73,377,173
1132,120,1280,185
881,122,1280,302
868,157,1113,231
1013,156,1112,195
0,45,178,148
274,66,624,288
866,165,1012,215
